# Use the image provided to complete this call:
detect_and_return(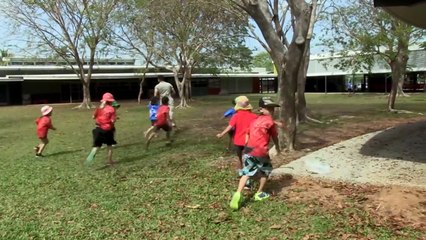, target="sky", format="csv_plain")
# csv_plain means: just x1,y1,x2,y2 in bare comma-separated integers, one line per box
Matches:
0,10,326,59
